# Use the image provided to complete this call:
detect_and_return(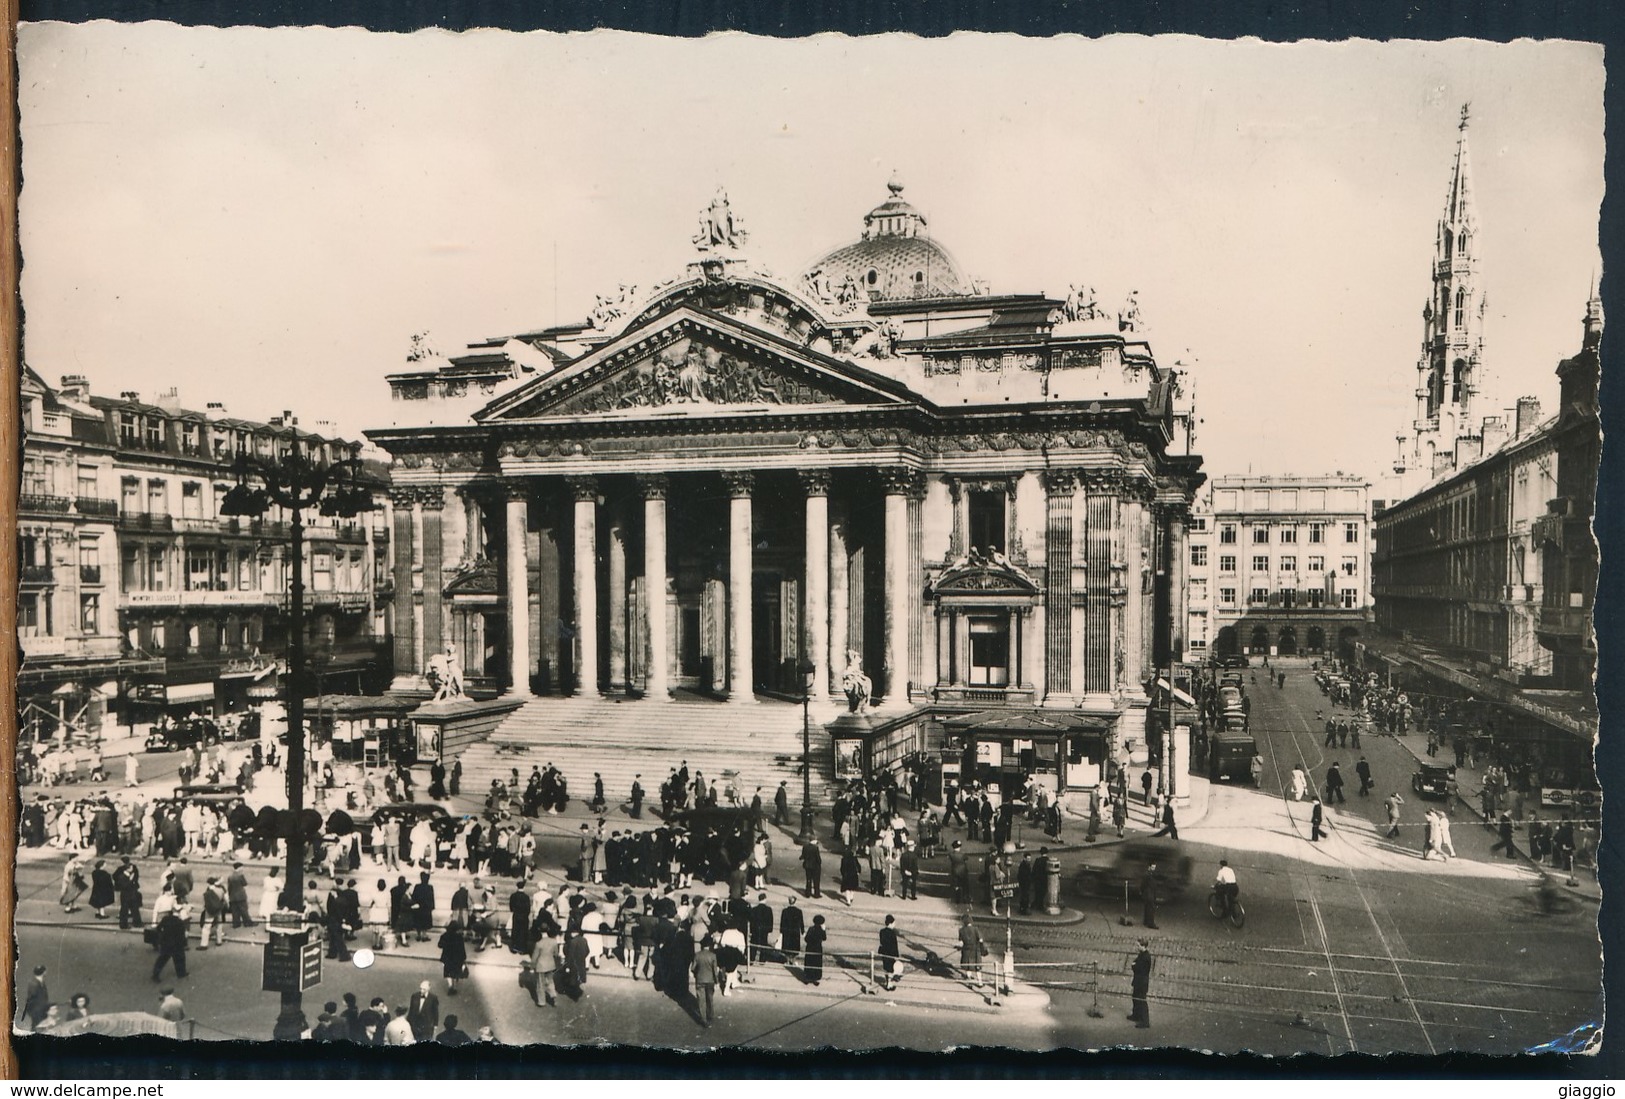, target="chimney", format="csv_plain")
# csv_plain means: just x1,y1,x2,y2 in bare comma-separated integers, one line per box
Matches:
1432,450,1457,478
58,375,90,401
119,390,141,403
1515,396,1542,436
154,387,182,412
1480,415,1509,456
1455,435,1483,467
205,401,227,417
